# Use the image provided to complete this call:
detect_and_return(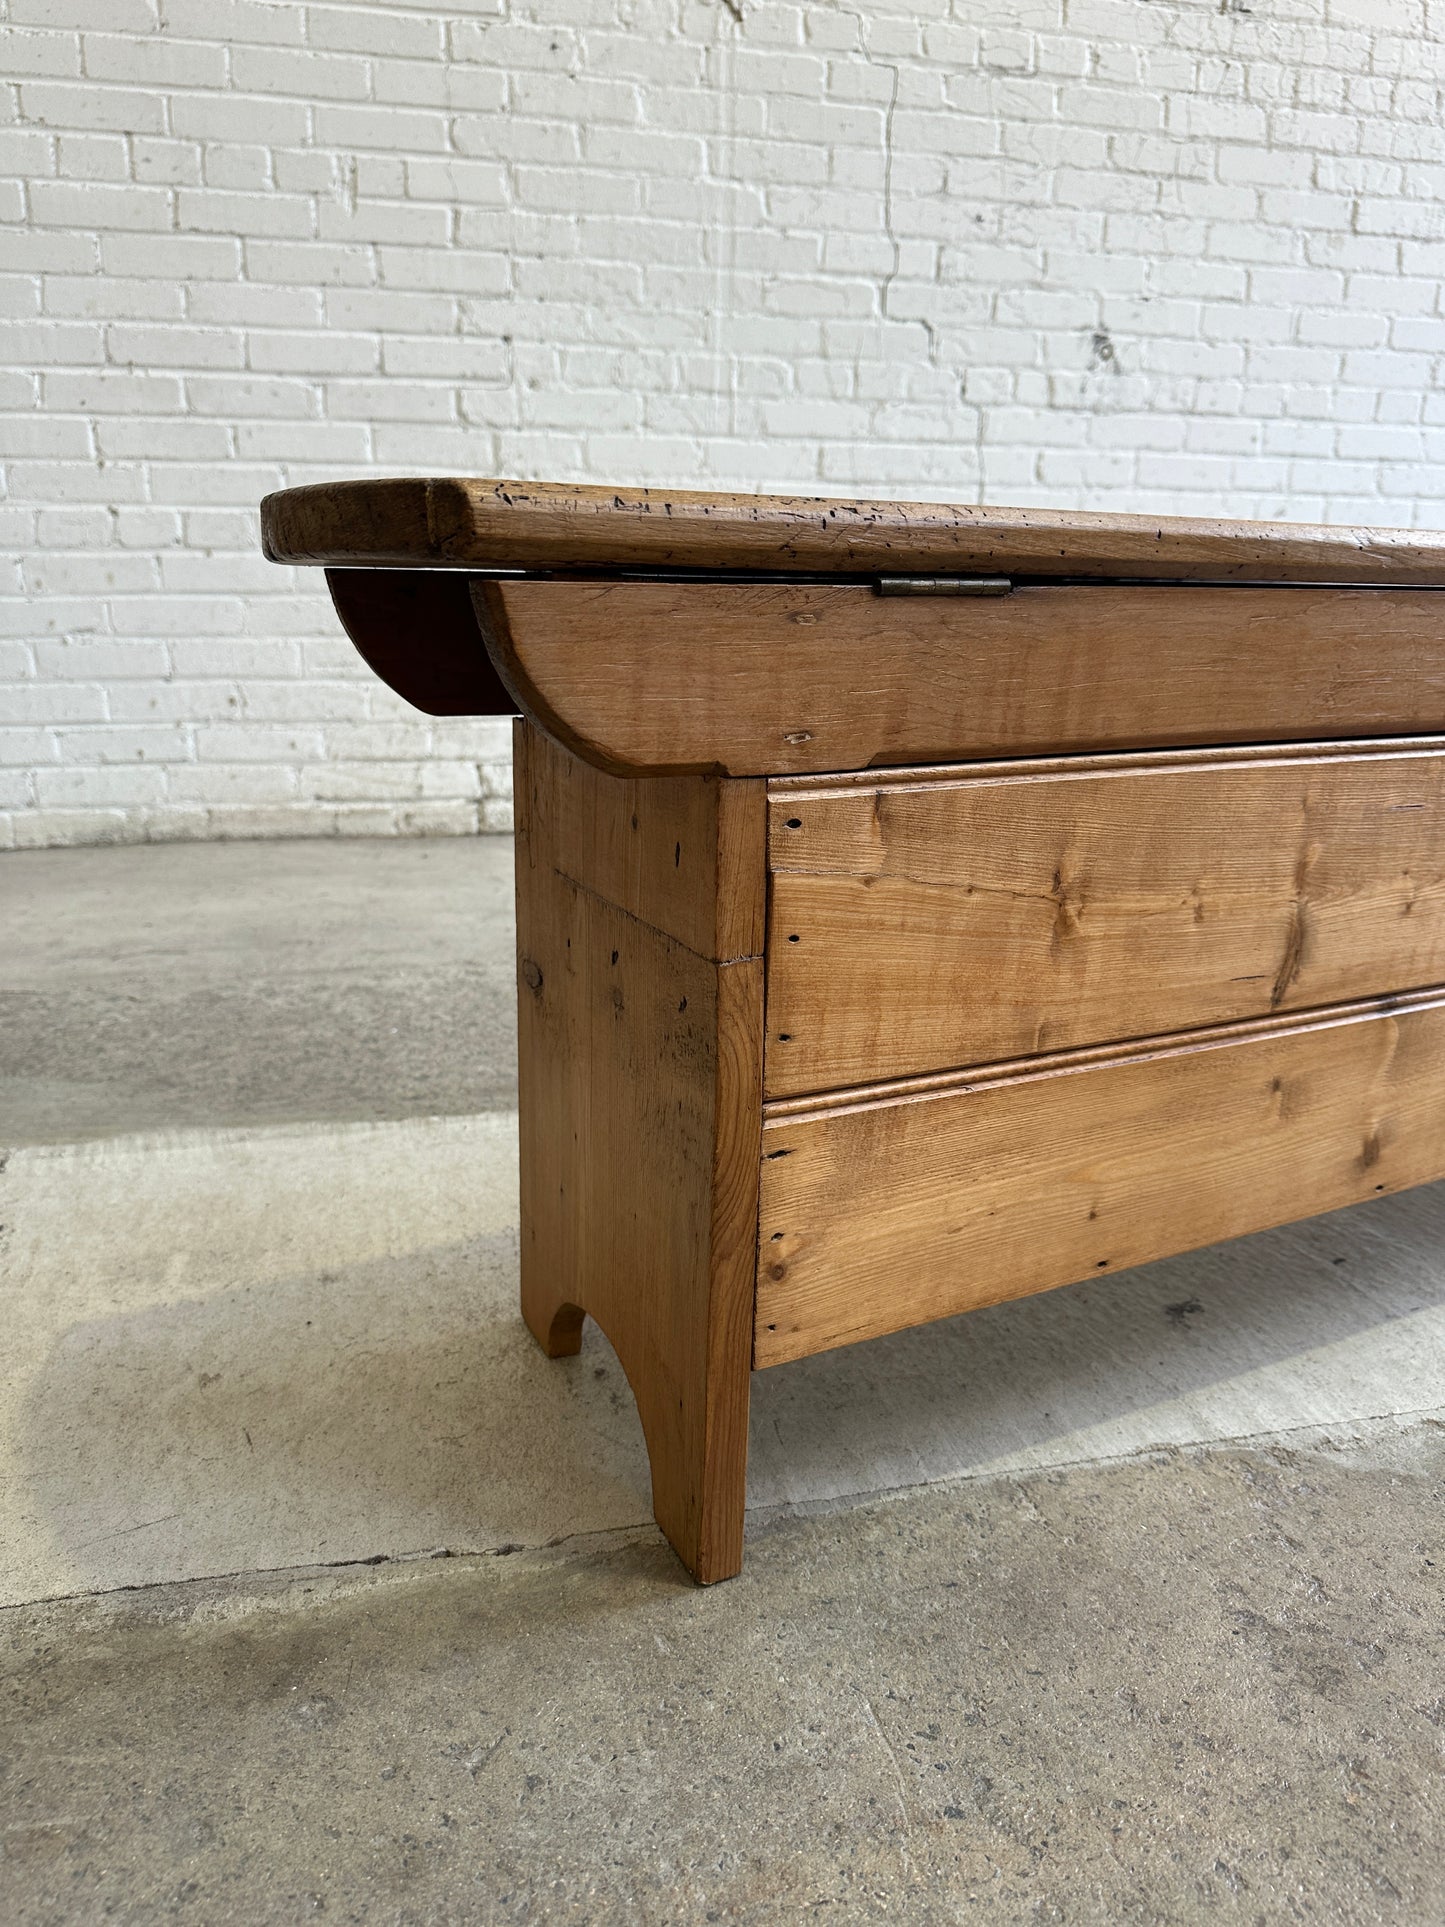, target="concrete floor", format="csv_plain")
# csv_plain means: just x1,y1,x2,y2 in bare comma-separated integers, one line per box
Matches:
4,839,1445,1922
2,838,518,1141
